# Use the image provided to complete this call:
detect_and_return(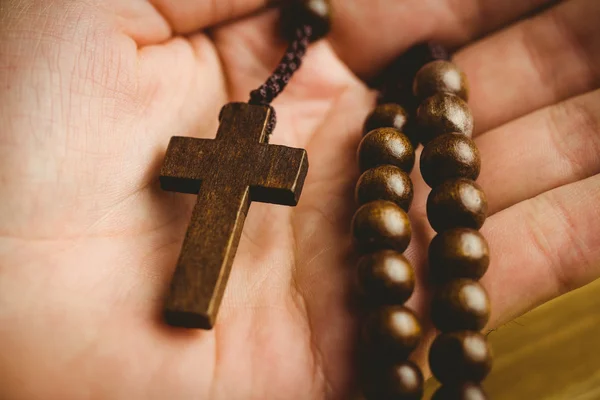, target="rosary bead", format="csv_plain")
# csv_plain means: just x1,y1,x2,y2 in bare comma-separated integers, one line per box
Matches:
429,228,490,282
356,165,414,211
431,279,490,332
363,306,423,359
352,200,412,253
357,250,415,305
416,93,473,144
413,60,469,101
363,103,409,136
362,361,424,400
281,0,332,41
358,128,415,173
373,42,450,104
427,179,488,233
429,331,493,384
420,133,481,188
432,383,488,400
